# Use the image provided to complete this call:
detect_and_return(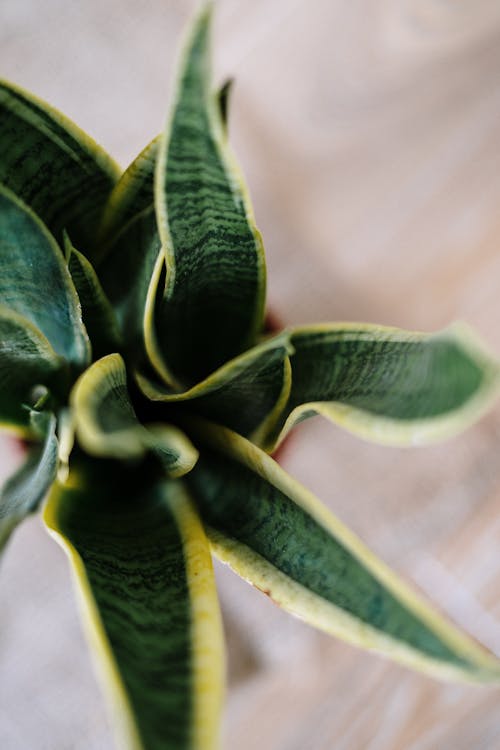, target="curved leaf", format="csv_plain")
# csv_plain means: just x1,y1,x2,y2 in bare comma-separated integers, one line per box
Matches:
98,206,161,367
186,420,500,683
137,333,292,443
72,354,198,478
65,236,122,360
0,78,119,256
95,134,160,366
98,141,182,358
0,305,64,433
149,3,266,387
0,184,90,369
266,323,500,450
1,411,57,553
99,79,233,254
97,80,237,369
44,457,224,750
98,136,159,251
